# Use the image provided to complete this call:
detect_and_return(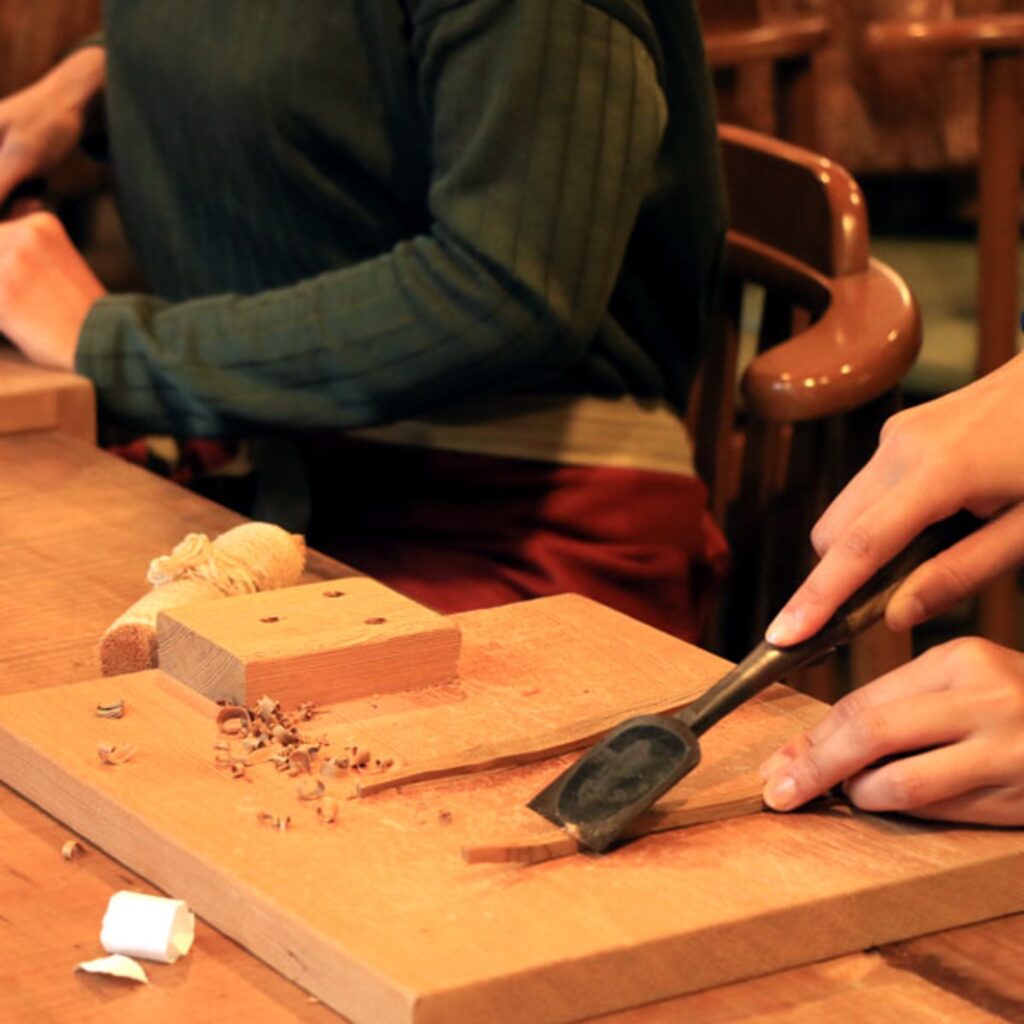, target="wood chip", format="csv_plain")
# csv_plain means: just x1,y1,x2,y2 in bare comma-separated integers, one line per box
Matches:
316,799,339,824
257,811,291,832
216,705,251,736
97,742,137,765
296,779,325,801
95,699,125,719
61,839,84,860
